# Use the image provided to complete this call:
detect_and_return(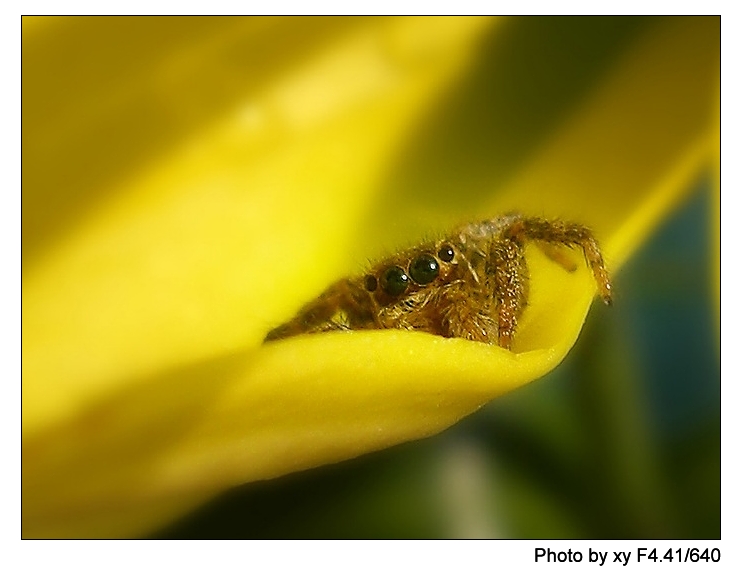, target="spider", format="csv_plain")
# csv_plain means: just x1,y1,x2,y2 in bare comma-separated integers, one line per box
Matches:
264,214,612,349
